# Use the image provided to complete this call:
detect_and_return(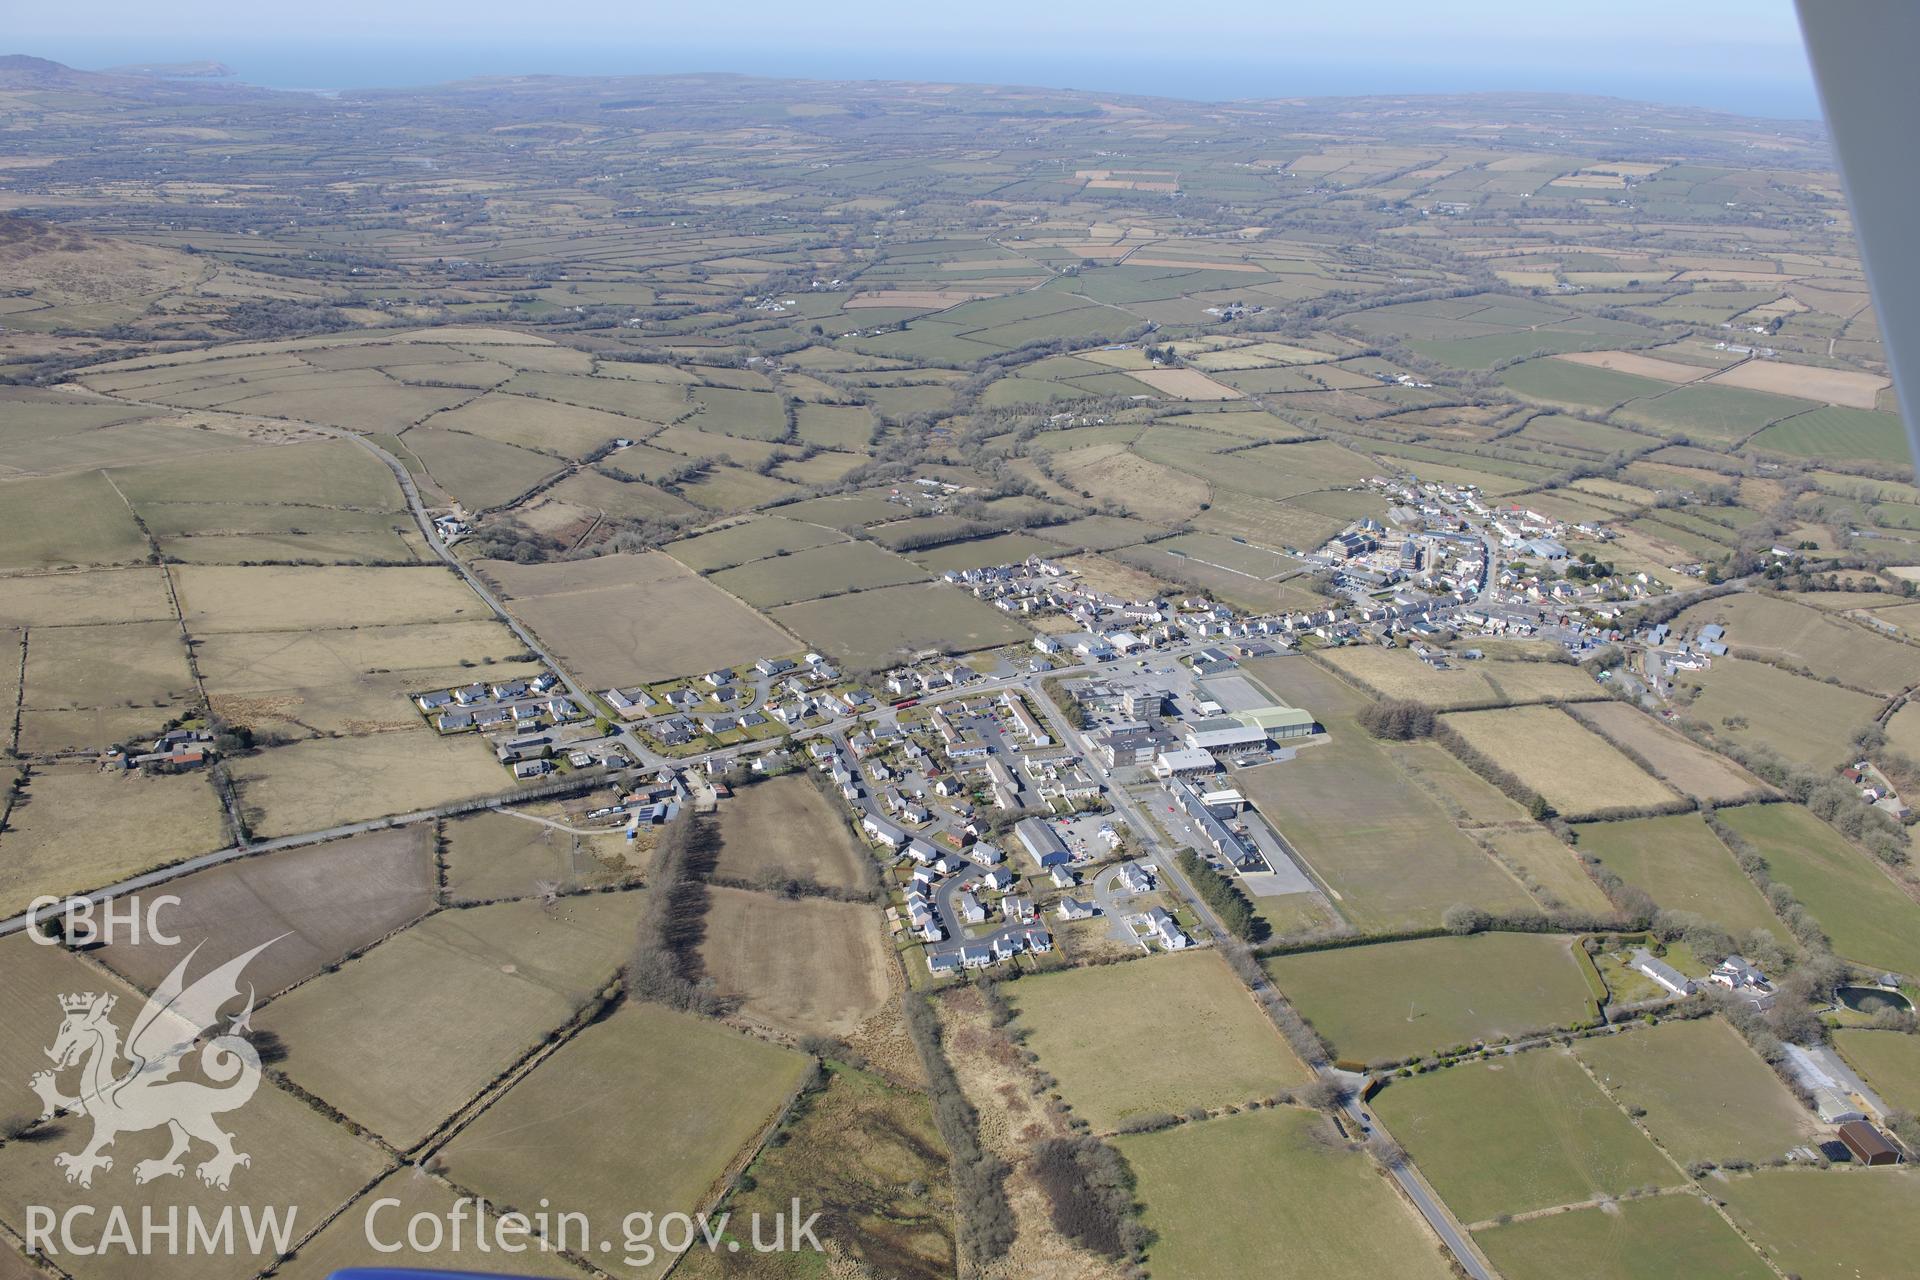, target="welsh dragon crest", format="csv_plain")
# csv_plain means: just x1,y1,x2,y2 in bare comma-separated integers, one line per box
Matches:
29,937,282,1191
